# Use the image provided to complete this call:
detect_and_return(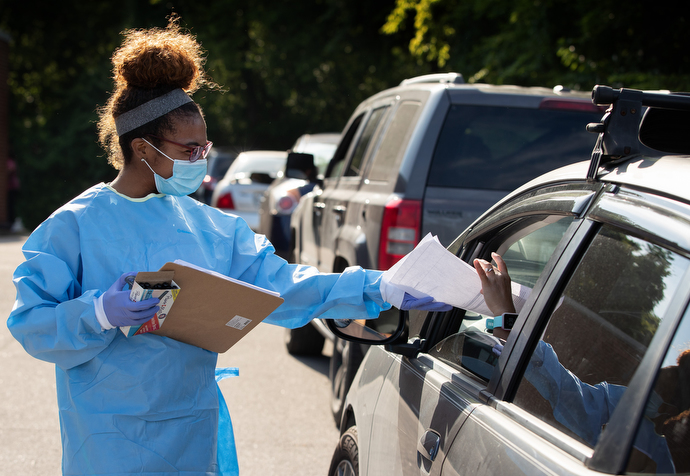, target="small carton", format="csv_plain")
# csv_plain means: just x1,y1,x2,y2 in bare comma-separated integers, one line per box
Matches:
120,270,180,337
